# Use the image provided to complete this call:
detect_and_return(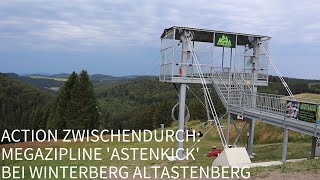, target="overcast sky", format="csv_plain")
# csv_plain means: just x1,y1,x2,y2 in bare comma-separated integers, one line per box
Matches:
0,0,319,79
